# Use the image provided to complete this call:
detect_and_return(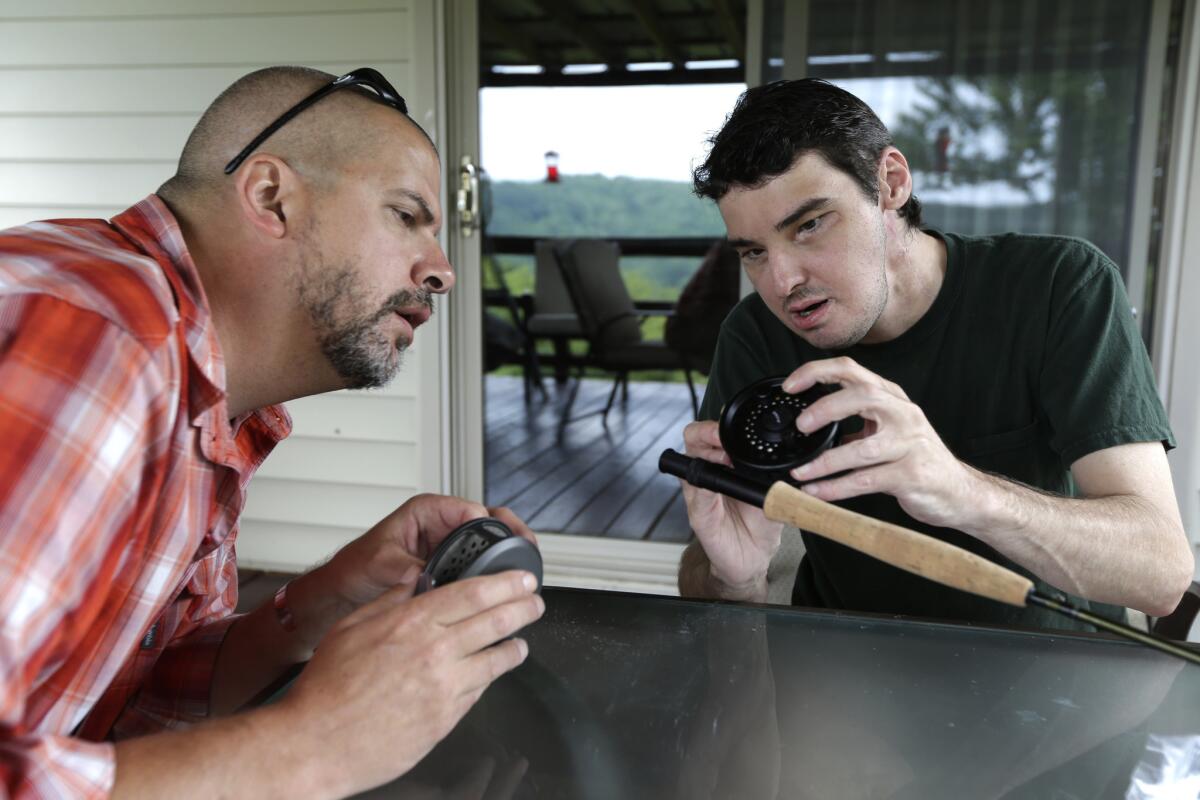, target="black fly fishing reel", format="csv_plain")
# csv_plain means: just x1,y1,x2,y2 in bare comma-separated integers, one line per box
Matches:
415,517,543,595
718,375,841,485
